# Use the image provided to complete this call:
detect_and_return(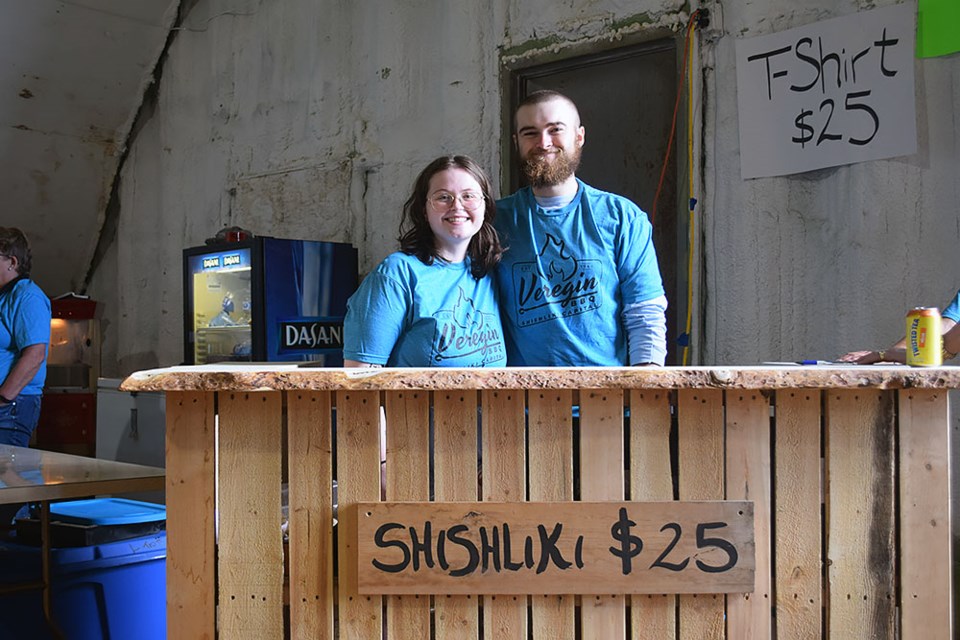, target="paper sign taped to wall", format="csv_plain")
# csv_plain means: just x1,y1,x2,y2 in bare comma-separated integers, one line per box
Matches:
735,3,916,179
